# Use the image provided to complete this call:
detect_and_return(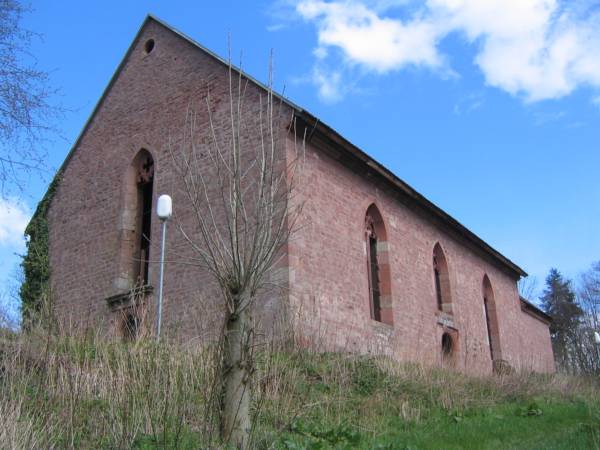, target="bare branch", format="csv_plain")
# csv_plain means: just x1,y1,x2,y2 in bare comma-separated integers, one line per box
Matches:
0,0,65,196
168,55,305,448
